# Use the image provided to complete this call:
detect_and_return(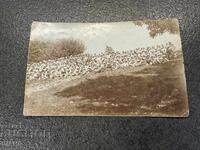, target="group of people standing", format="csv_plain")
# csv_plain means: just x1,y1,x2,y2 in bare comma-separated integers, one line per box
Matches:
26,43,176,82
